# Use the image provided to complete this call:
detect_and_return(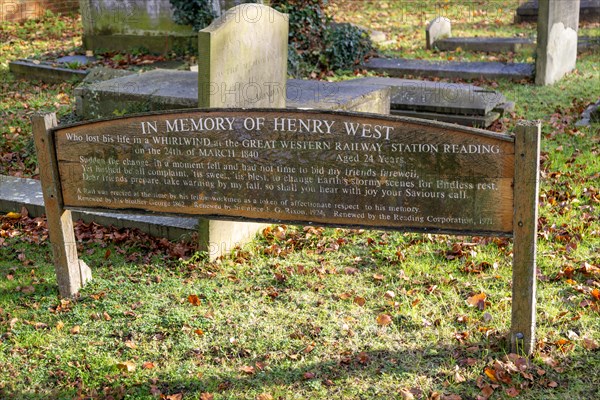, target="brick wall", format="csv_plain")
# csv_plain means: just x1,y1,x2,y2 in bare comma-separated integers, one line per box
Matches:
1,0,79,22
